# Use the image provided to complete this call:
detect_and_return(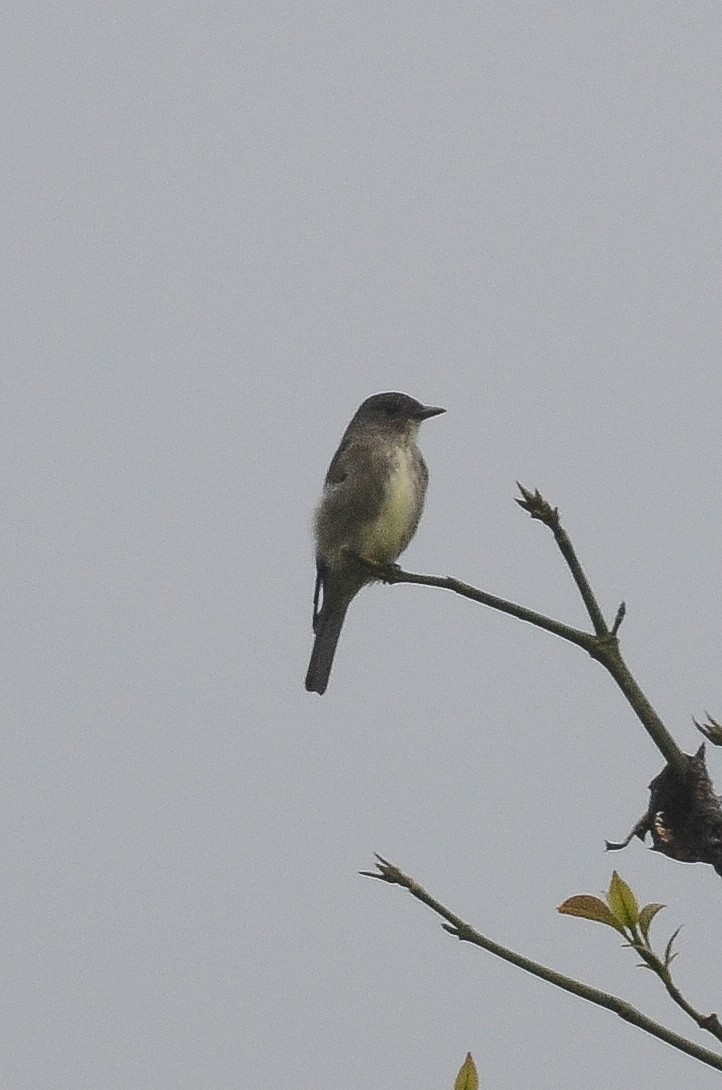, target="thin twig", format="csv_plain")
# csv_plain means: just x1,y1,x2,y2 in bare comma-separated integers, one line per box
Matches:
514,485,685,771
362,857,722,1073
516,483,608,636
633,945,722,1044
379,568,595,651
381,563,685,773
378,486,686,773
